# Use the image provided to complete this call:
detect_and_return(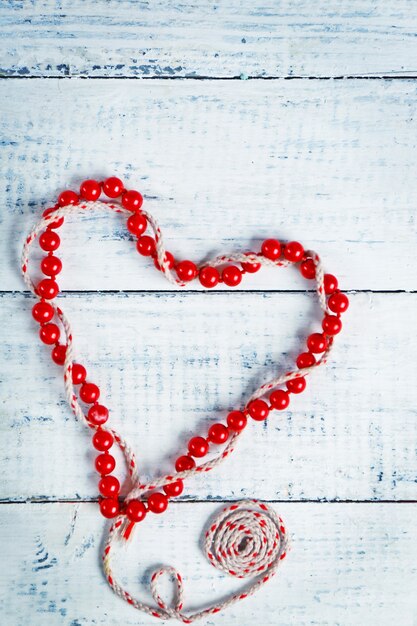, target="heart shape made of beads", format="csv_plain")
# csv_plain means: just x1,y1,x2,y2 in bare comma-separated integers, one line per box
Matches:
21,176,348,623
